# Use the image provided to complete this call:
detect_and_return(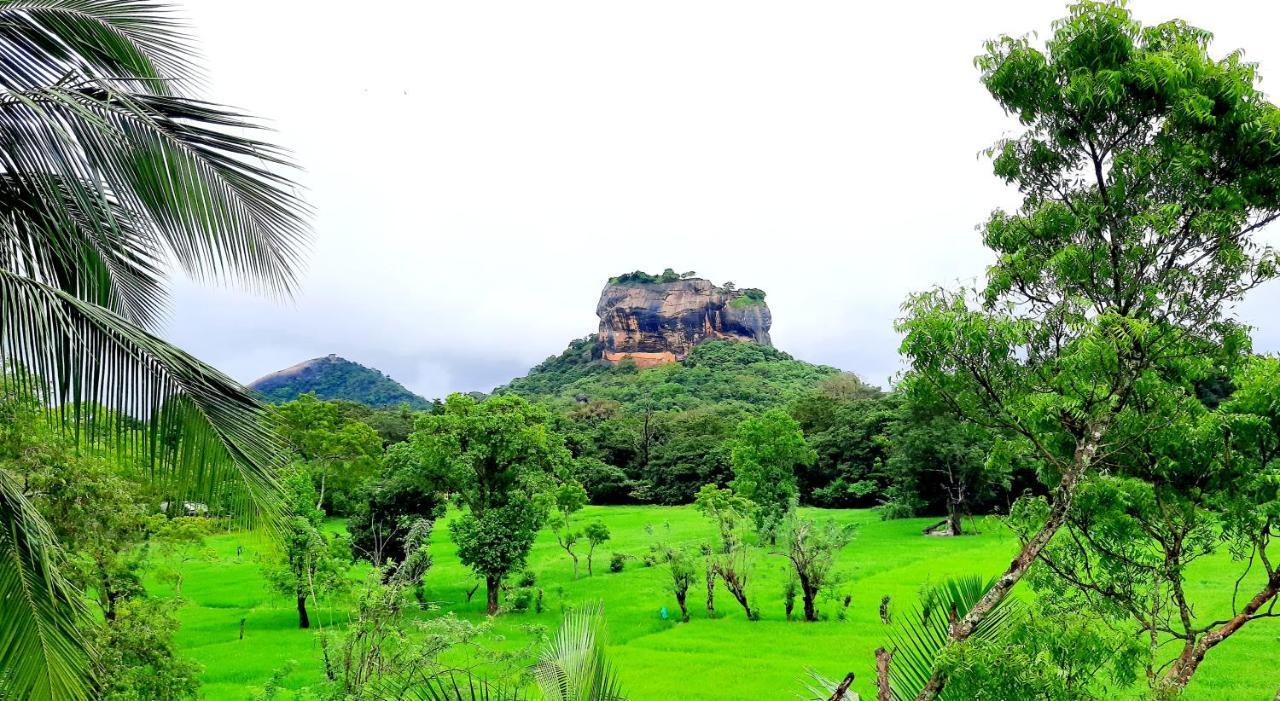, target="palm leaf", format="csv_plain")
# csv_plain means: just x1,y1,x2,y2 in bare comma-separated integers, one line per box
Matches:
0,172,169,327
0,268,284,513
0,80,311,304
0,469,92,700
0,0,197,91
531,602,626,701
385,671,523,701
0,3,309,699
883,576,1017,701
